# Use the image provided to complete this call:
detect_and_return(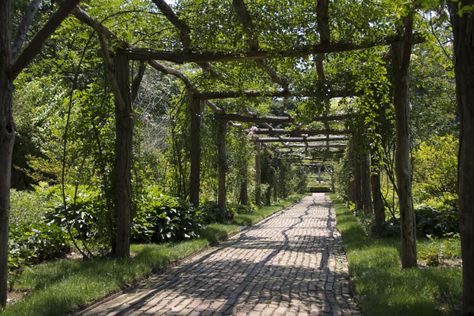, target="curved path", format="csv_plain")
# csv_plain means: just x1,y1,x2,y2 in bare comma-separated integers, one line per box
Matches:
78,193,359,315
